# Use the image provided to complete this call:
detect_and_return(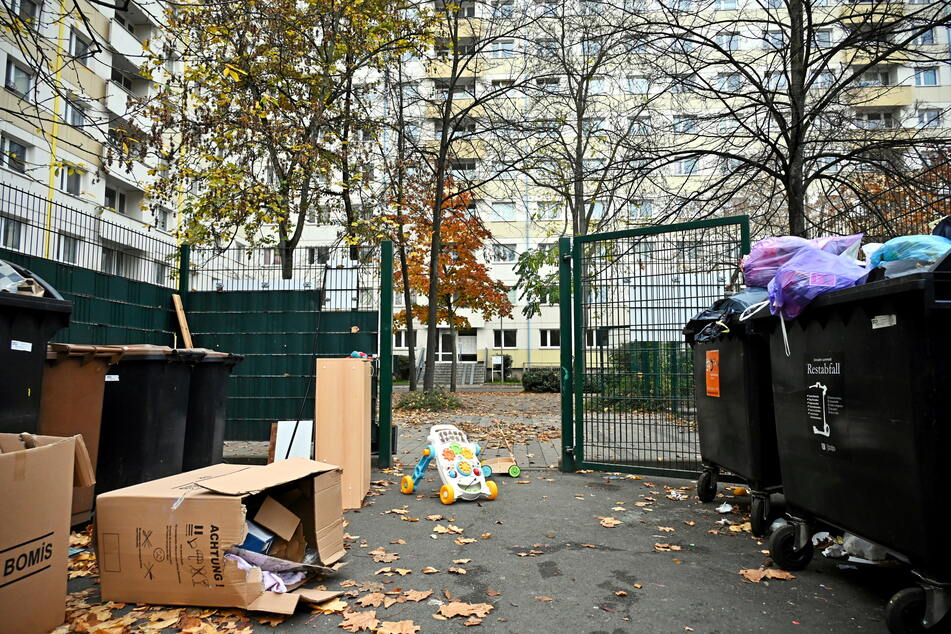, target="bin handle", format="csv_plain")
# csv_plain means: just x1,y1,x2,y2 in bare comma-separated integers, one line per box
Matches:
738,300,769,322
